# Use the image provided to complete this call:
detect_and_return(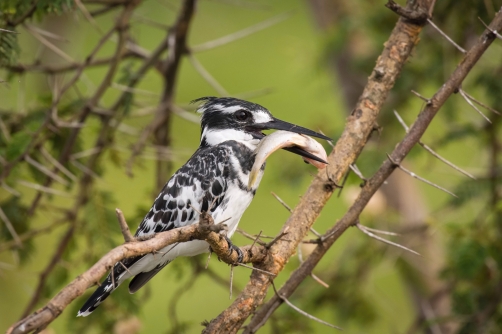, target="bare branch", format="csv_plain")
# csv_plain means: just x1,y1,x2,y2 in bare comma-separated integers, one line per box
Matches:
17,180,72,198
426,18,466,53
229,265,234,299
23,23,75,62
349,163,367,181
115,208,134,243
387,154,458,198
478,16,502,41
460,89,501,115
0,28,19,33
393,110,476,179
458,88,492,123
236,263,276,277
187,53,229,96
270,191,292,212
385,0,430,24
411,89,432,104
0,207,22,247
40,148,78,182
270,280,342,330
25,156,69,186
356,222,420,255
191,12,292,53
244,7,502,333
8,211,268,334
